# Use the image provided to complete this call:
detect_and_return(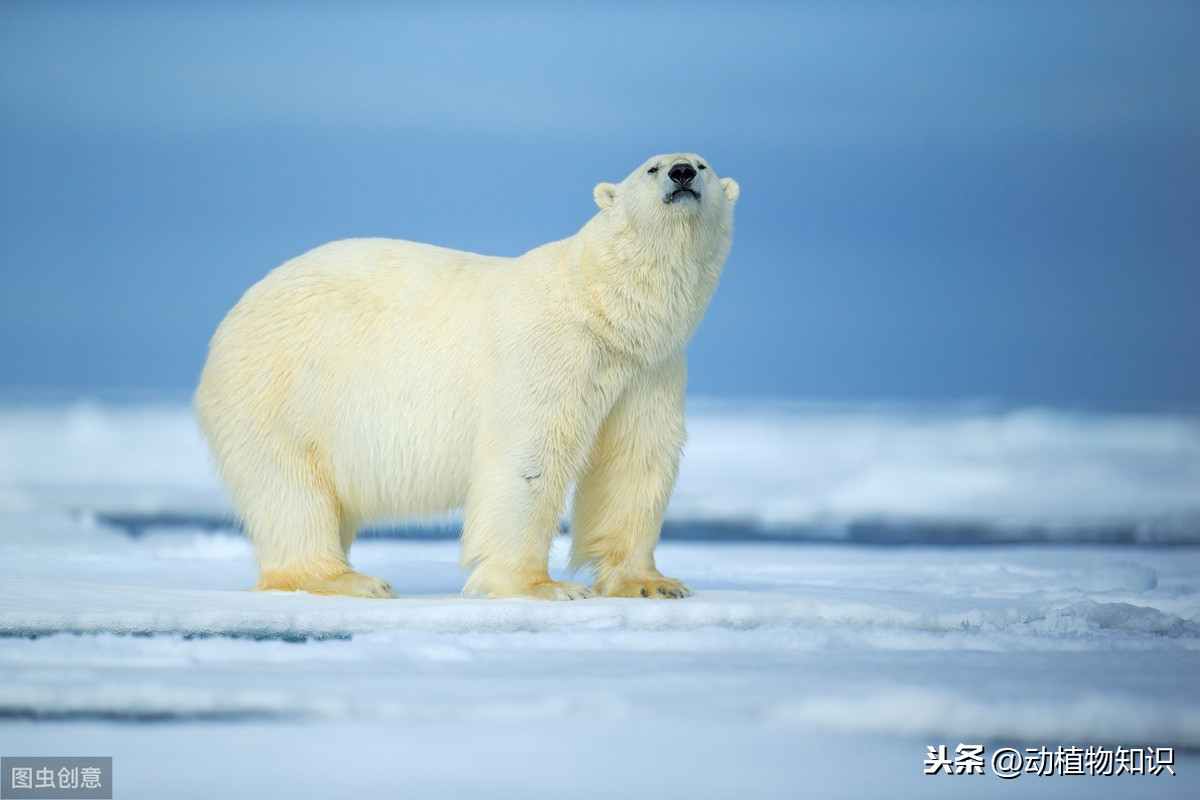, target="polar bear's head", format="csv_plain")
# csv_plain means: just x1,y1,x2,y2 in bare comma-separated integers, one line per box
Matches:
593,154,739,236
